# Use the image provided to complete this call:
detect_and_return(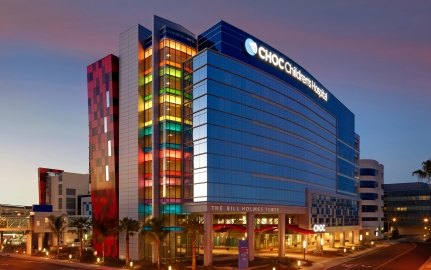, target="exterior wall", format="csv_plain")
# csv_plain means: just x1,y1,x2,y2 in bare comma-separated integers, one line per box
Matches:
118,24,151,261
359,159,384,238
38,168,63,205
37,169,89,215
87,54,120,258
198,21,359,197
185,49,339,206
60,172,89,215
